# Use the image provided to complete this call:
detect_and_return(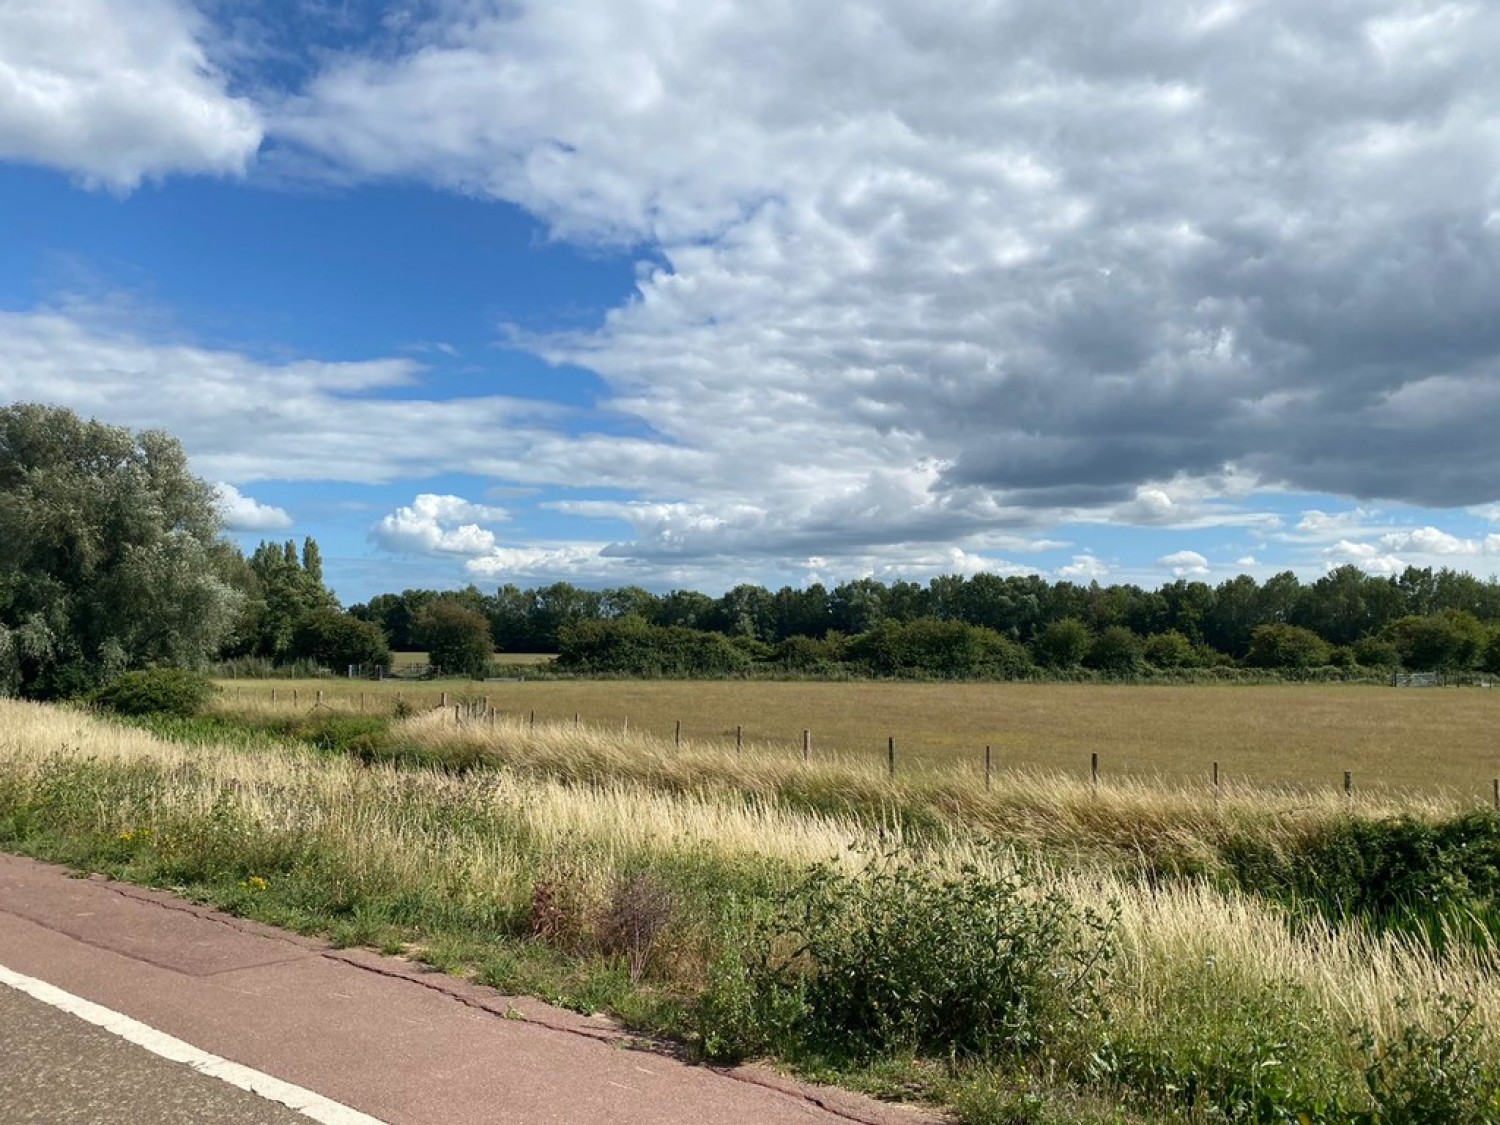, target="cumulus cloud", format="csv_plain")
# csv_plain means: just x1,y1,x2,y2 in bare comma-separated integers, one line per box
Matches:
1057,554,1110,581
0,307,567,484
1324,539,1407,576
214,482,292,531
1158,549,1210,577
372,494,510,557
1379,527,1500,555
270,0,1500,534
0,0,262,187
1296,509,1377,536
